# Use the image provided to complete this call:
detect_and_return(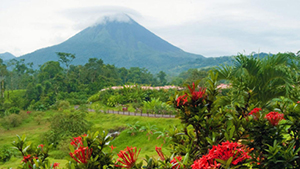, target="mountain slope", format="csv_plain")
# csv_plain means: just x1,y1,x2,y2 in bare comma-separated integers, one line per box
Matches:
18,17,203,72
0,52,16,61
168,52,272,74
